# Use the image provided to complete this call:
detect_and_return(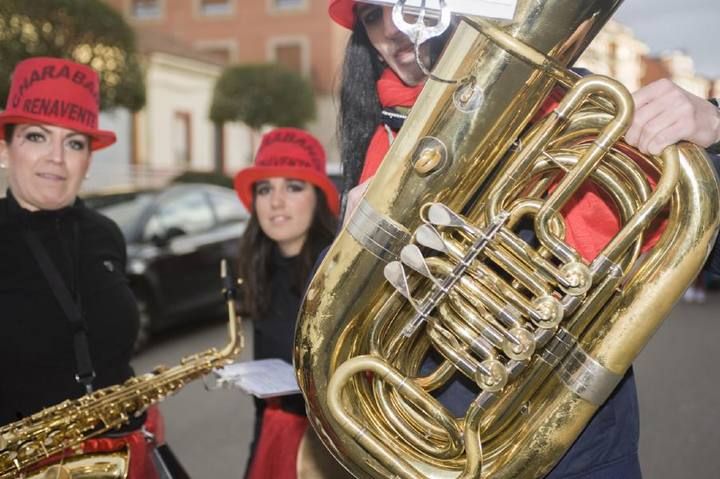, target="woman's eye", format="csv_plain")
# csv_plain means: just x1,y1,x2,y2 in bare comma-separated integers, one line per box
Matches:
255,184,271,196
287,181,307,193
360,6,382,26
67,138,88,151
25,132,45,143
